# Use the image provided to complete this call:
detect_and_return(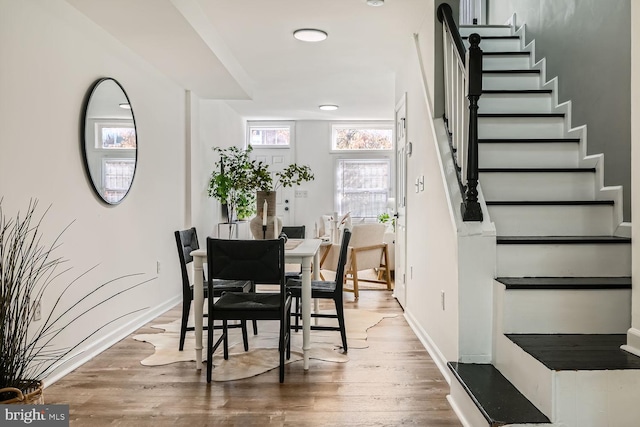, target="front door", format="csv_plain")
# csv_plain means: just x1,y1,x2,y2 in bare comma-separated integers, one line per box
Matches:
251,147,294,225
394,94,408,308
